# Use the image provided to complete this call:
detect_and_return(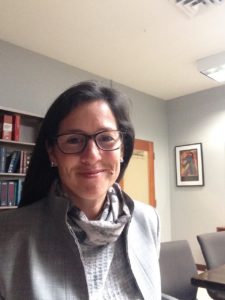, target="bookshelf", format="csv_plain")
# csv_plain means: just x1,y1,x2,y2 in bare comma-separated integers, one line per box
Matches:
0,106,43,208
